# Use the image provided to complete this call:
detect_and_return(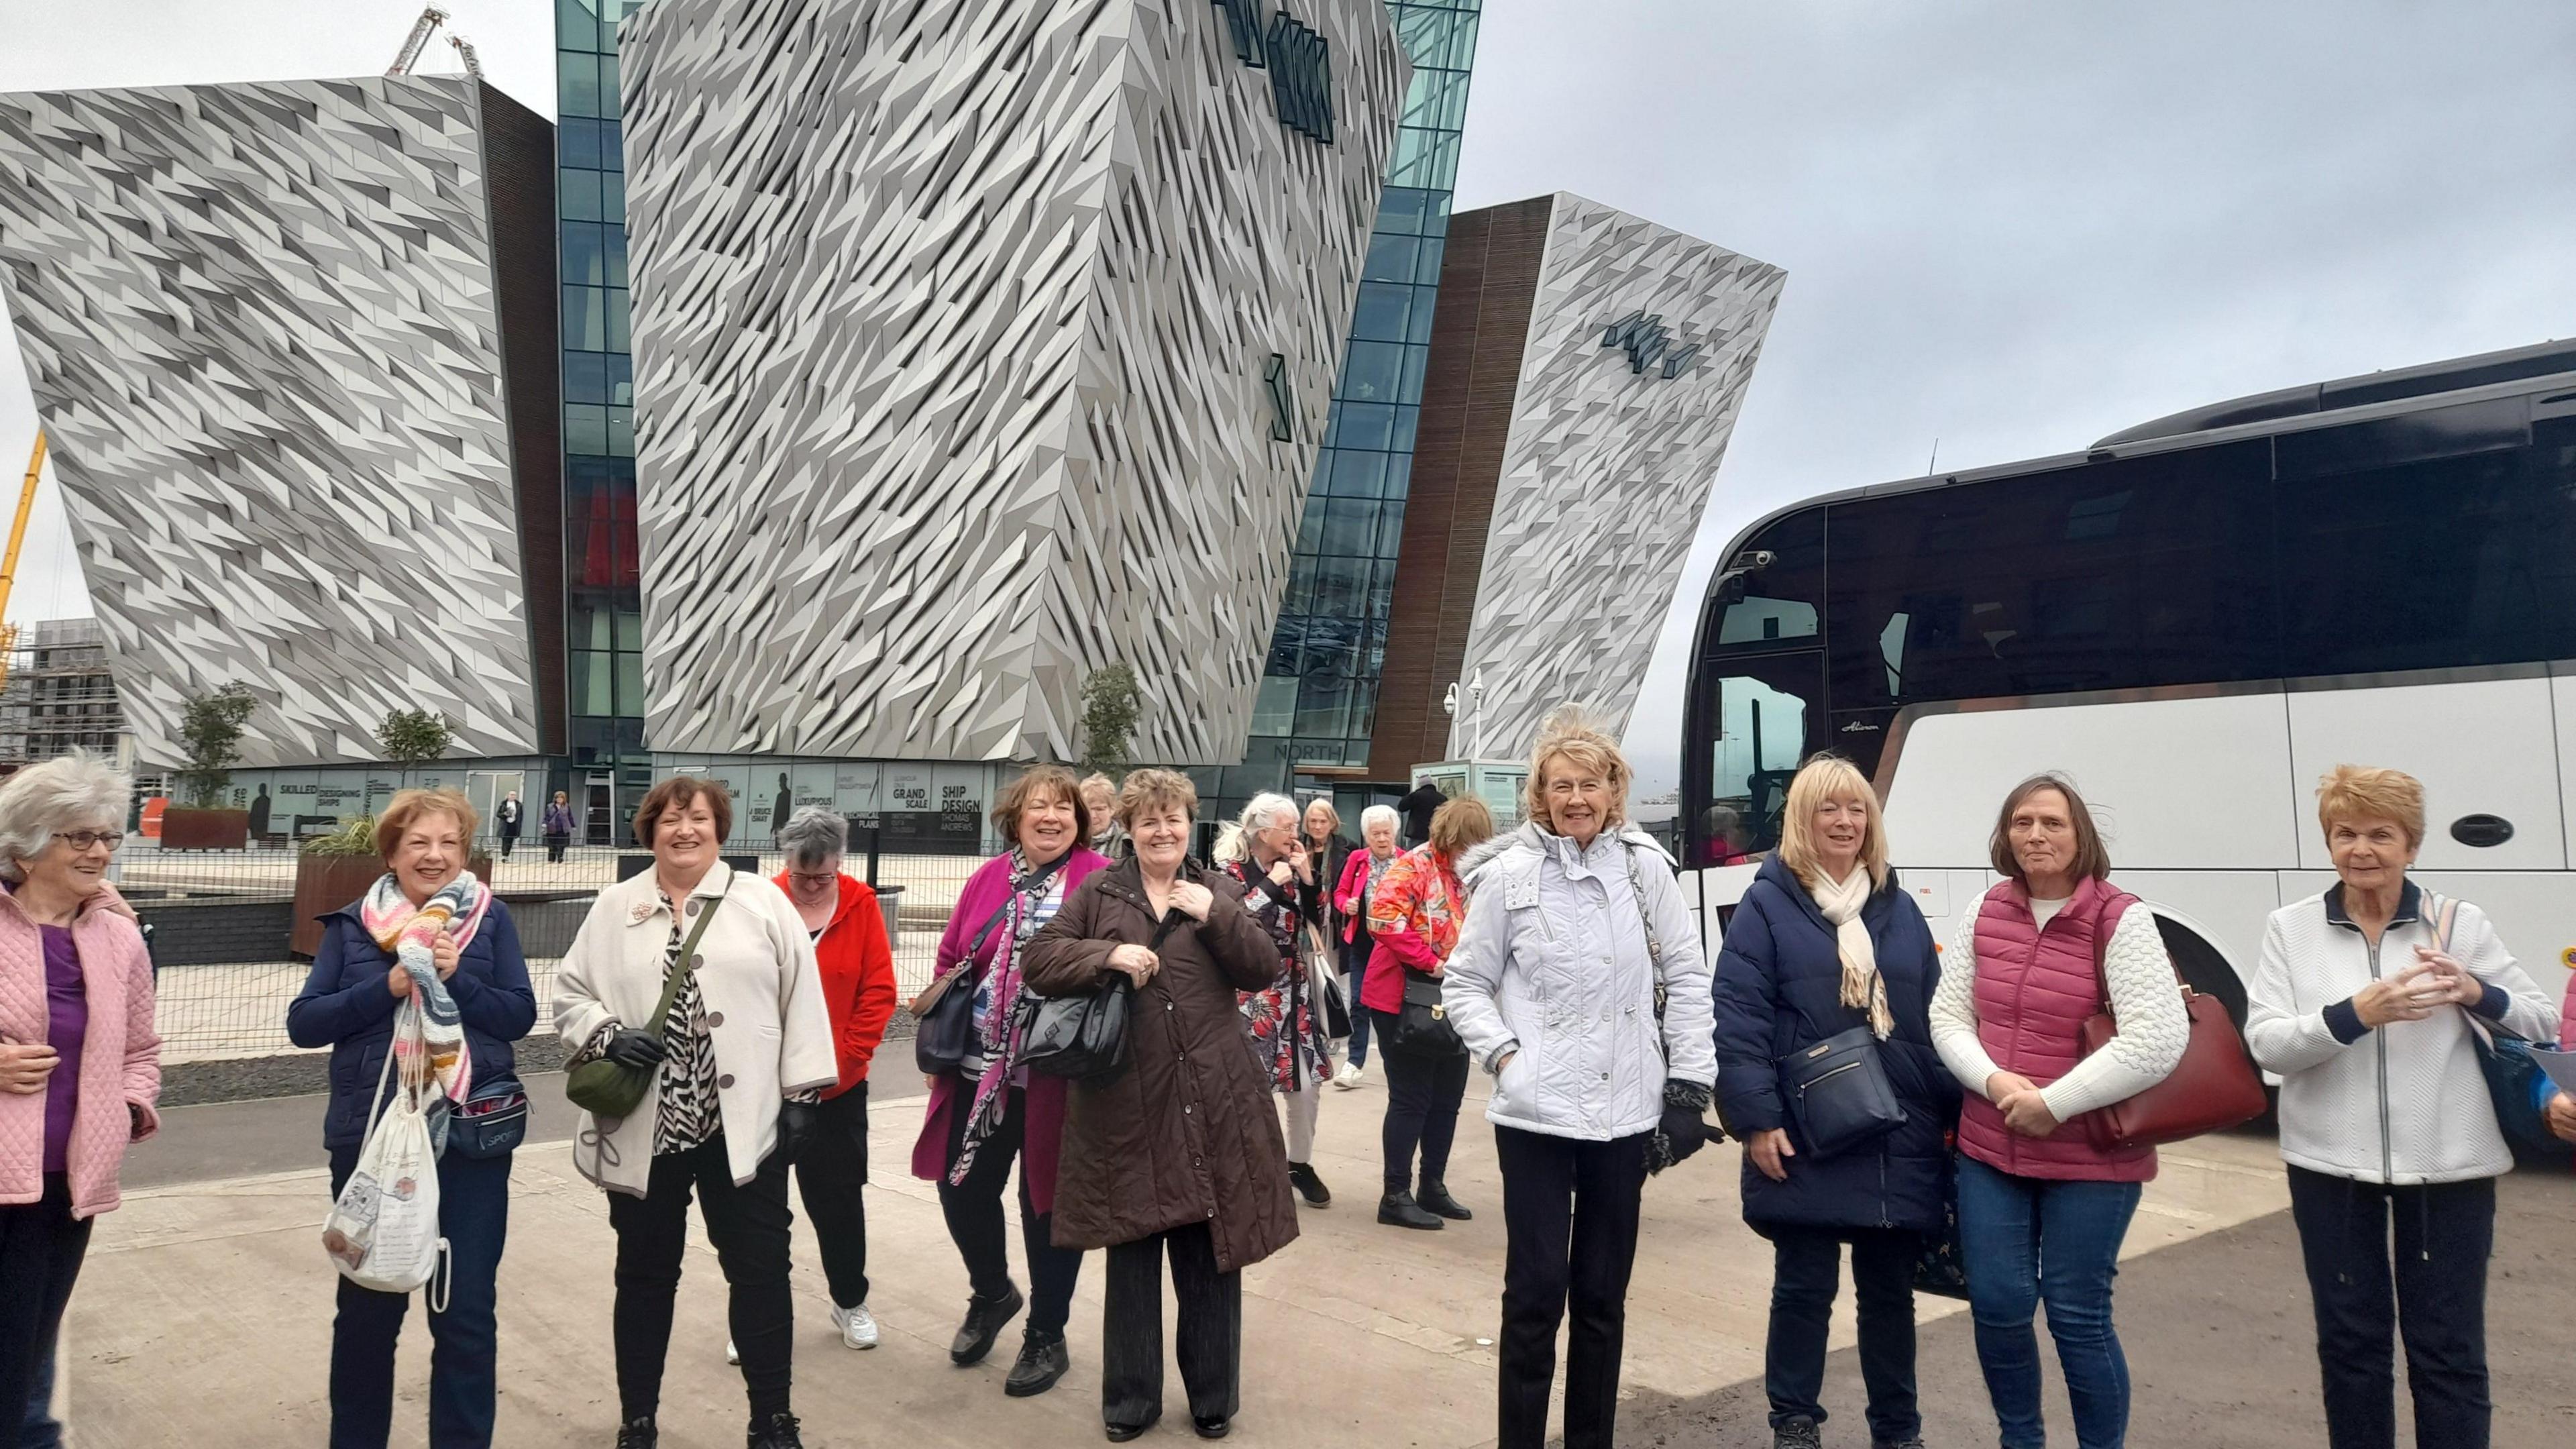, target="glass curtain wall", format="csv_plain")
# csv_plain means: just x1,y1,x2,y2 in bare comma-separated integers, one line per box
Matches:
1242,0,1481,797
555,0,647,833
